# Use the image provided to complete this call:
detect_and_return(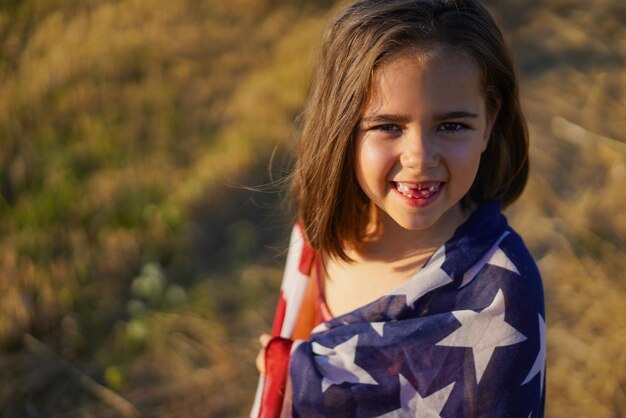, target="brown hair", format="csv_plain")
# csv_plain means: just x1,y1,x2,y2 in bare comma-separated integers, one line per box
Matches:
292,0,529,261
